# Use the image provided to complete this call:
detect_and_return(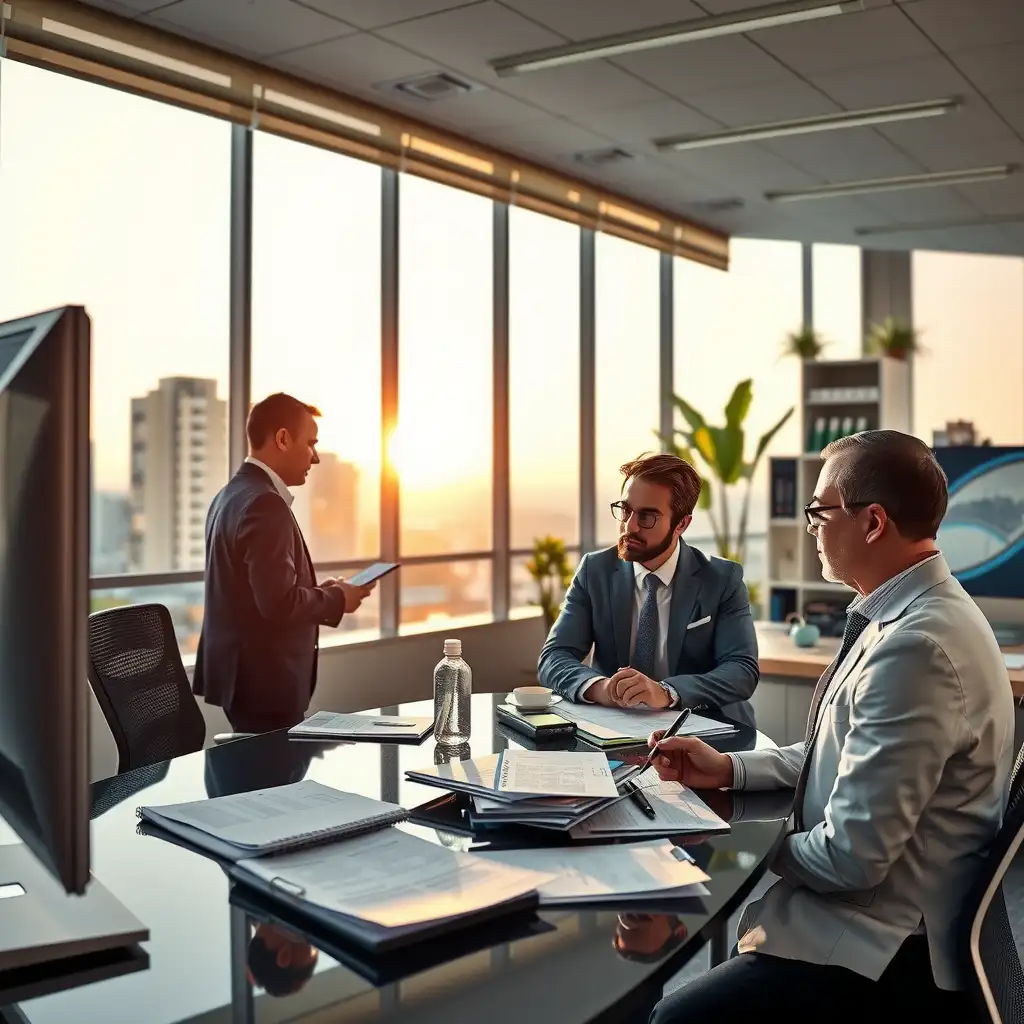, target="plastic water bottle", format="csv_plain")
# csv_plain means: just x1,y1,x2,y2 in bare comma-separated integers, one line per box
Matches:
433,638,471,746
